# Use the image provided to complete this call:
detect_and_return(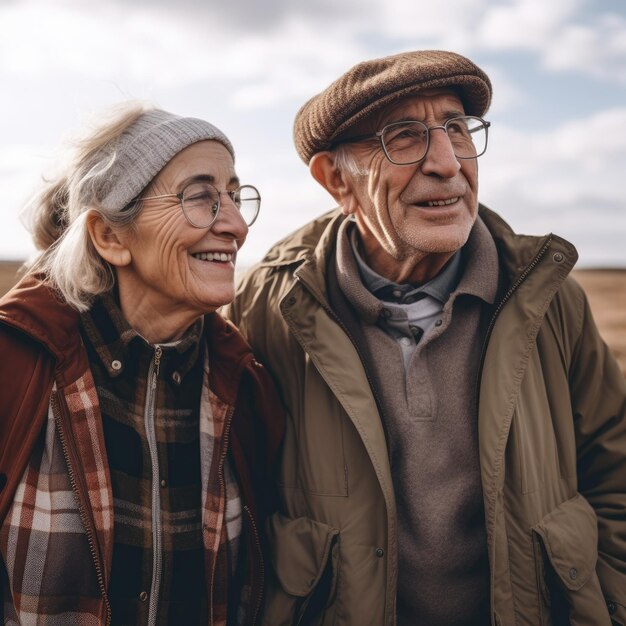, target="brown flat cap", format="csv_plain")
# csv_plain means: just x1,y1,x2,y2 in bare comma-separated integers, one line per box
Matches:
293,49,492,163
